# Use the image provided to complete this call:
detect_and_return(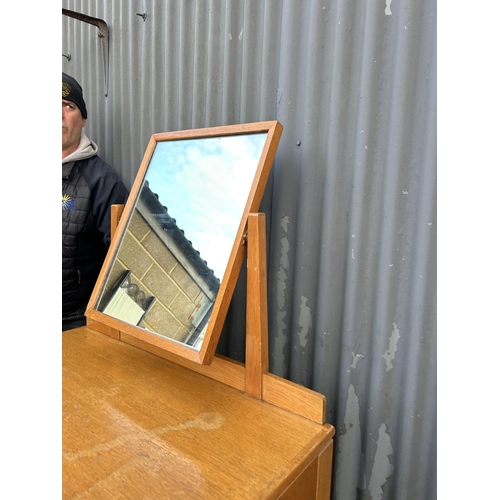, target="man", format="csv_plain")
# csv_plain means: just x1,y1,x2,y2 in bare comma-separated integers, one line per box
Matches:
62,72,128,331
